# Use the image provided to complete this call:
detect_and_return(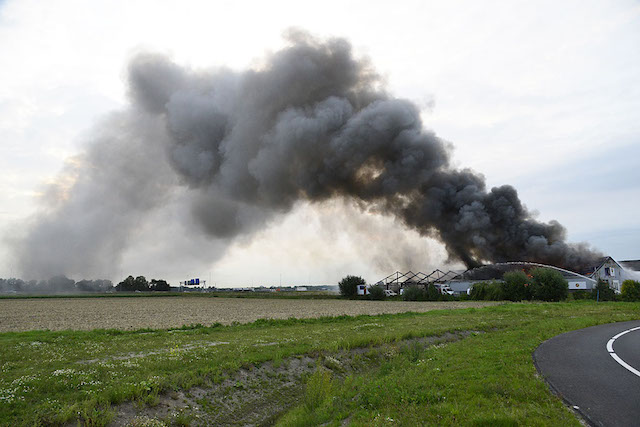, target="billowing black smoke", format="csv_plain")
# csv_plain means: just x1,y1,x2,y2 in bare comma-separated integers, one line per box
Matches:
15,31,600,279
